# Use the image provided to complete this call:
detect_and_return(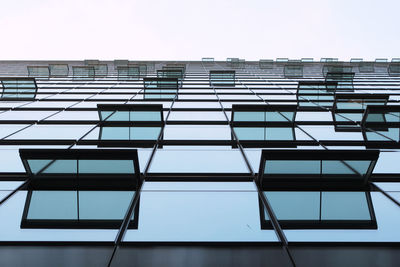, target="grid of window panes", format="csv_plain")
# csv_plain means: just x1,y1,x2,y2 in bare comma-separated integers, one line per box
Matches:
0,59,399,253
